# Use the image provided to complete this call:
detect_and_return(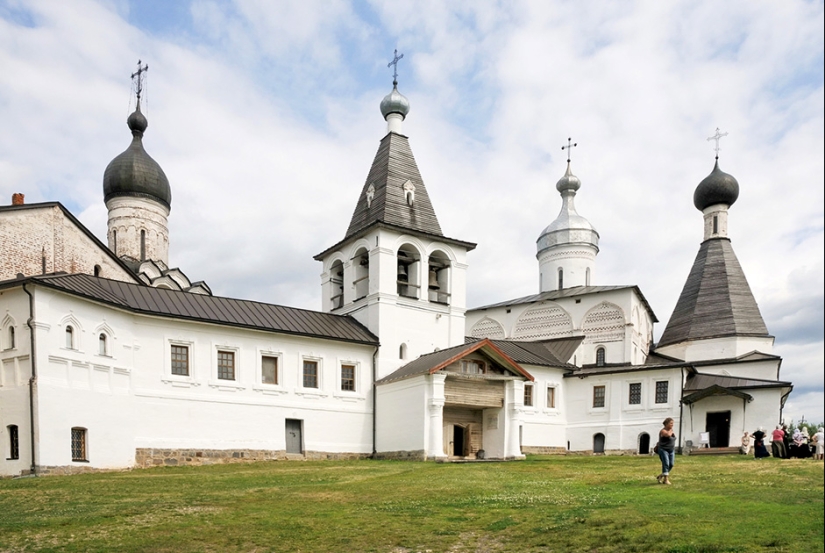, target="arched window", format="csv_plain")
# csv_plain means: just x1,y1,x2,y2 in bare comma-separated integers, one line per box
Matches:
353,248,370,301
586,267,591,286
140,229,146,261
558,268,564,290
596,347,606,367
93,265,101,277
329,260,344,310
98,333,107,356
7,425,19,460
65,326,74,349
399,343,407,360
8,326,14,349
593,433,605,454
397,245,421,299
428,251,451,305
